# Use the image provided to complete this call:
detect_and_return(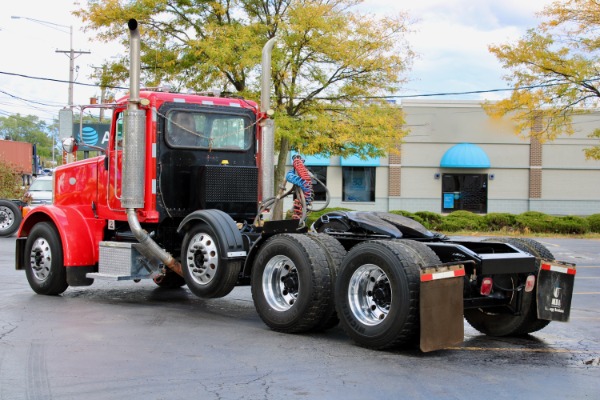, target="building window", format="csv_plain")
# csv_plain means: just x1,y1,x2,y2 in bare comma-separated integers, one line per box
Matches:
307,166,327,202
343,167,375,202
441,173,488,213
